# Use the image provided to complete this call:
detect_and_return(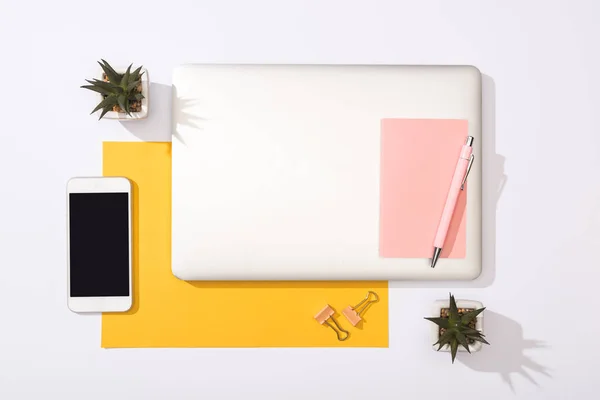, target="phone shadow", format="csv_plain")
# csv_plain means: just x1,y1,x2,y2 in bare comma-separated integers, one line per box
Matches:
127,180,141,315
